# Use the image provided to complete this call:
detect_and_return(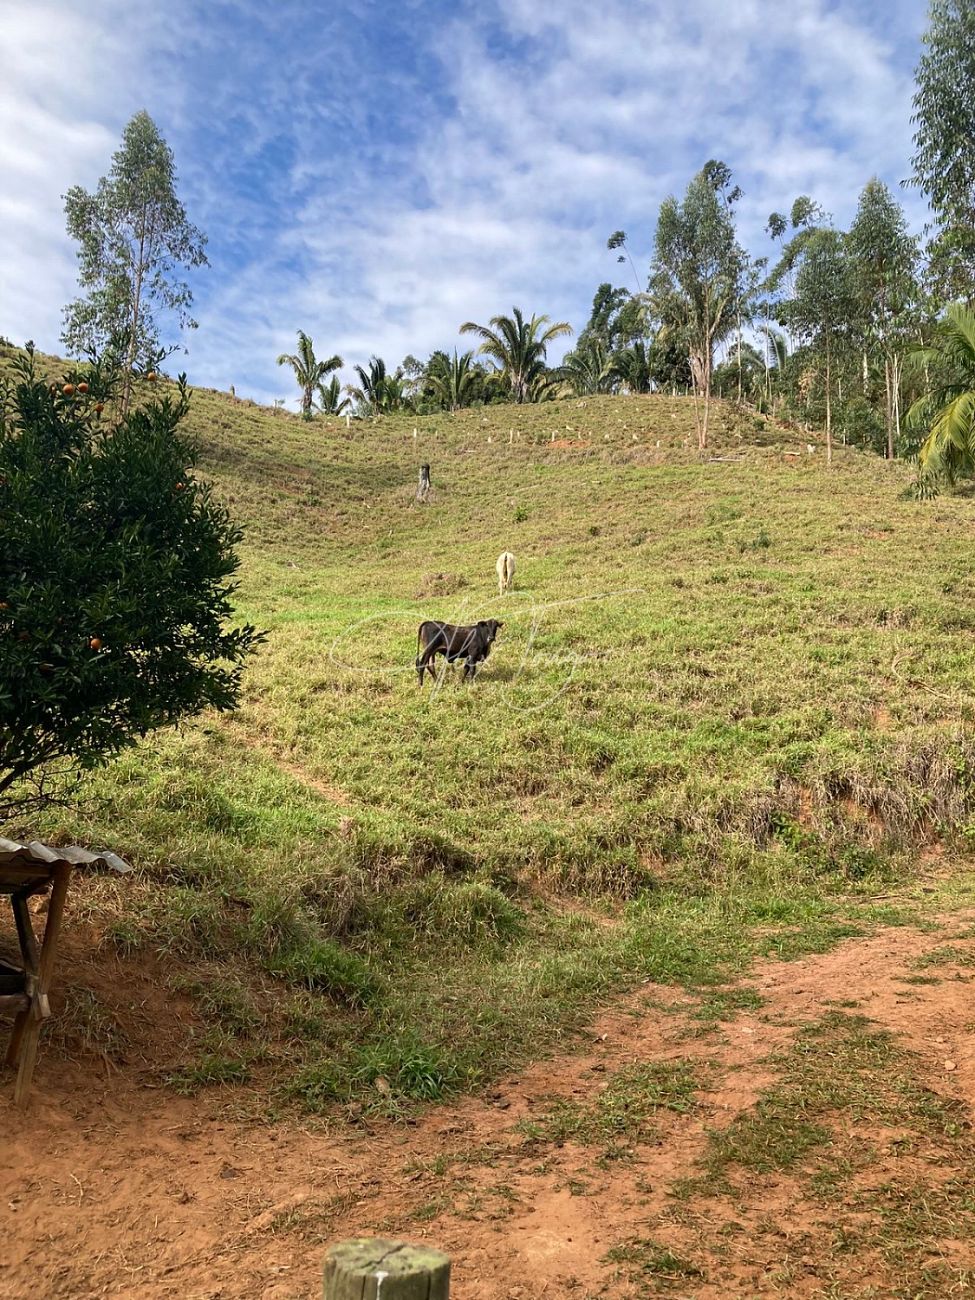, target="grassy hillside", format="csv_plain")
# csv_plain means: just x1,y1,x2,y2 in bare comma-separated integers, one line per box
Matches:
7,354,975,1109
